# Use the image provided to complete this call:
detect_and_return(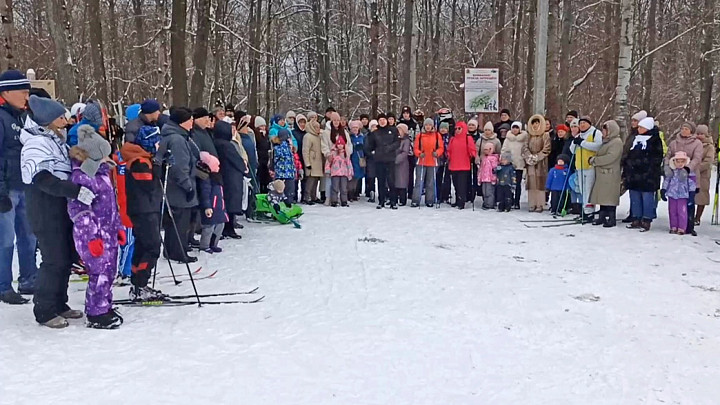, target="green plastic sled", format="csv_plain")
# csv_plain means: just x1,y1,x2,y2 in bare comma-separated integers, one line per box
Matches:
255,194,303,224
